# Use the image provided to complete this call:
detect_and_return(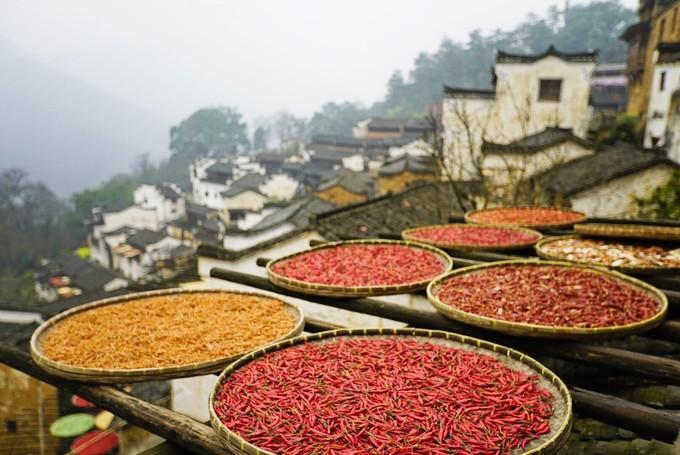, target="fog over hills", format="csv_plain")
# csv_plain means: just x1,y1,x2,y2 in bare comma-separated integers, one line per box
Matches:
0,37,169,196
